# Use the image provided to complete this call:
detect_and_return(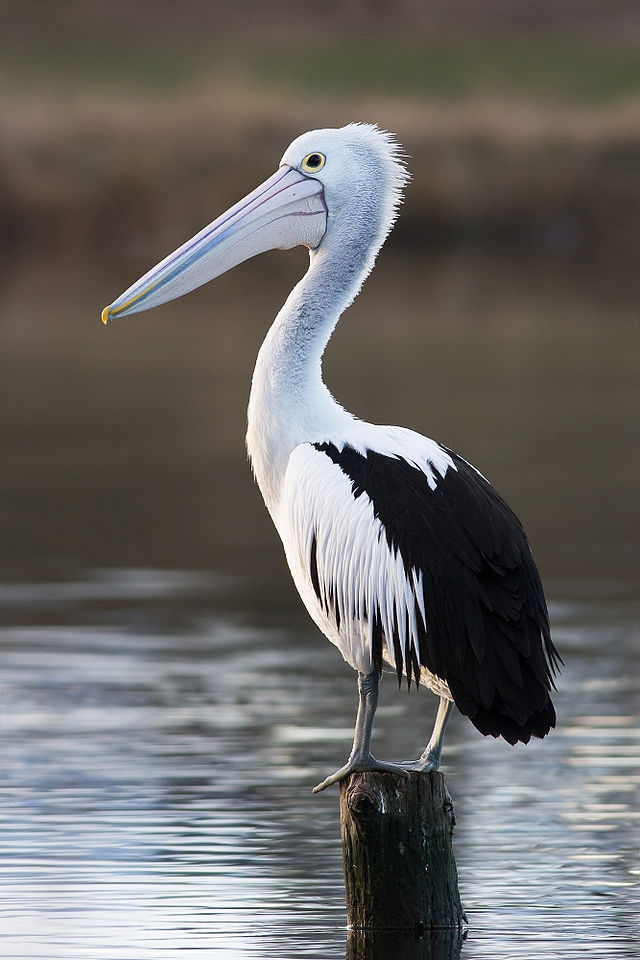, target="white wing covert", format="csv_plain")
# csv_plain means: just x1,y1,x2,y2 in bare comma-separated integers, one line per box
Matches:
279,430,453,686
